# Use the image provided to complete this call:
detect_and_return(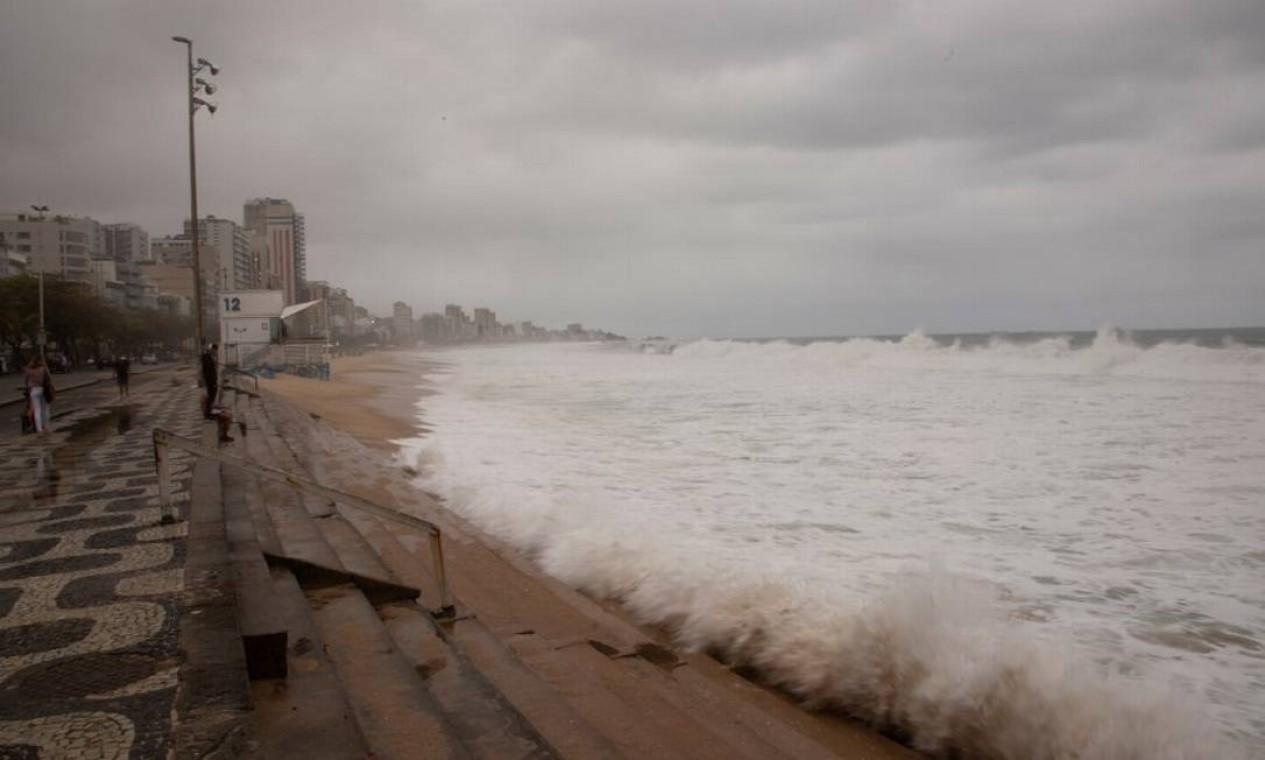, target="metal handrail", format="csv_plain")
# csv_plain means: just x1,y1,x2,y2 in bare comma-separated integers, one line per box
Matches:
218,363,259,391
153,428,454,616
